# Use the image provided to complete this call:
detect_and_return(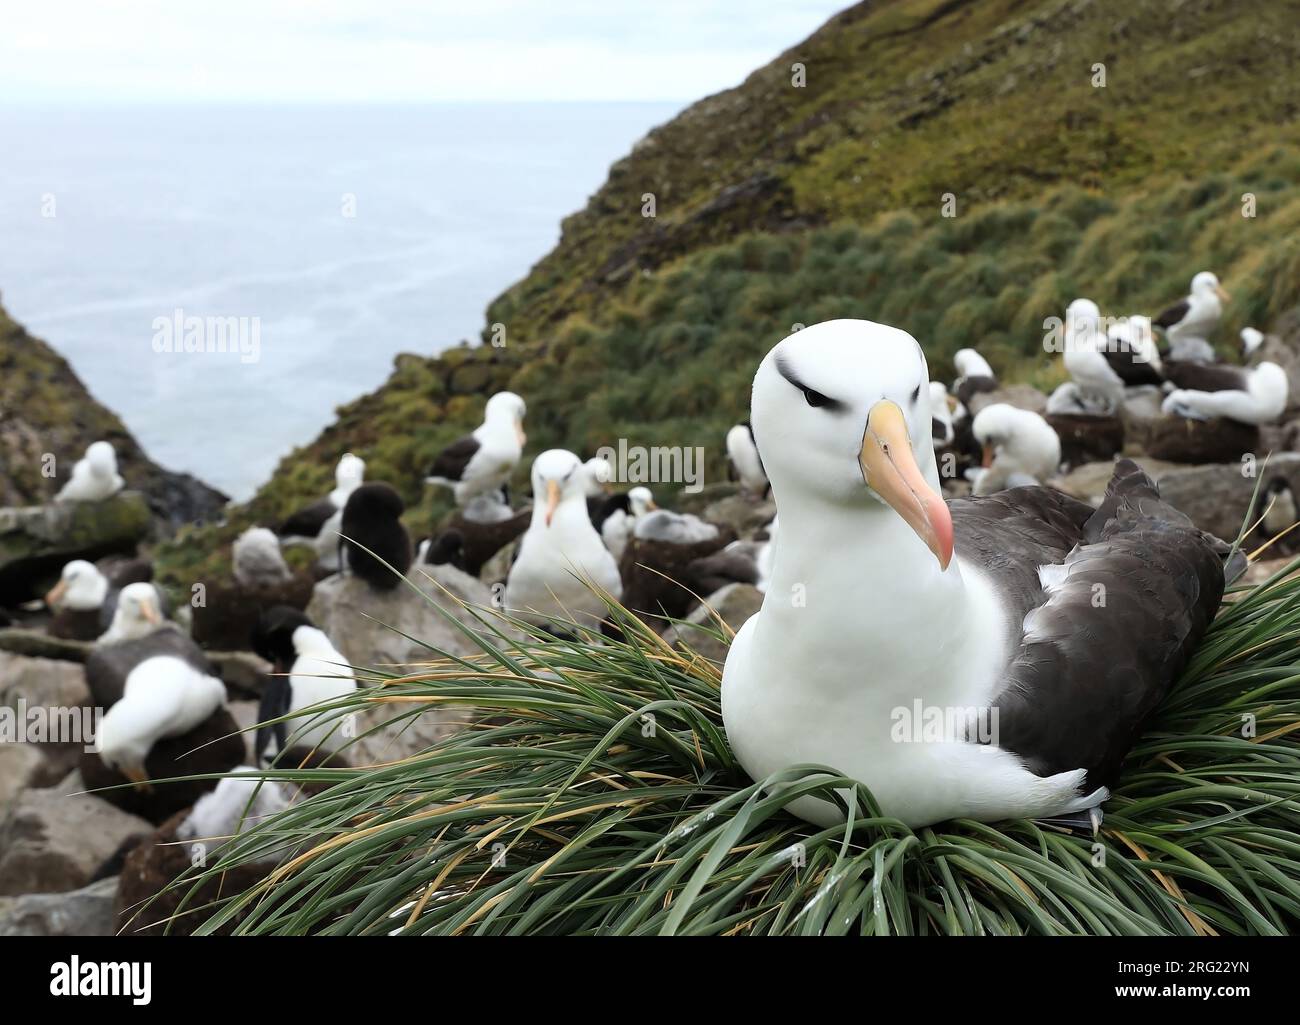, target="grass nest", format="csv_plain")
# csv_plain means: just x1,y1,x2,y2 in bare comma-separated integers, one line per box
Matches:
152,558,1300,936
